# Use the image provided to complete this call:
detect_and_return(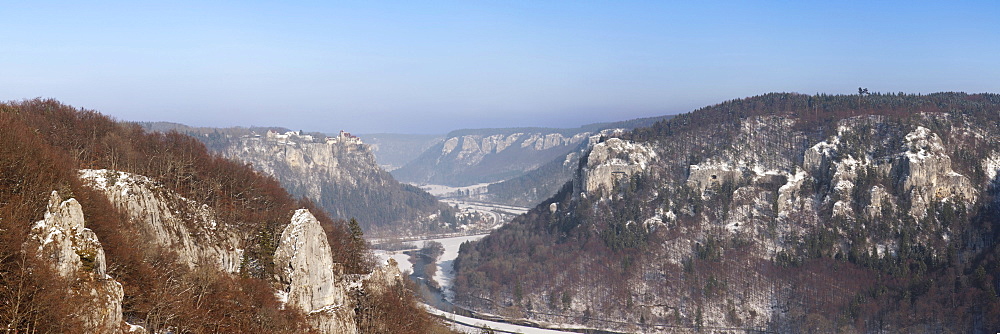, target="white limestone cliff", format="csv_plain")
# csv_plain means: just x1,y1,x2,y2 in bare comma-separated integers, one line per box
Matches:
222,134,376,202
219,131,454,237
580,137,657,196
463,114,994,333
439,133,586,160
892,126,976,217
28,191,129,334
78,169,243,273
273,209,358,334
